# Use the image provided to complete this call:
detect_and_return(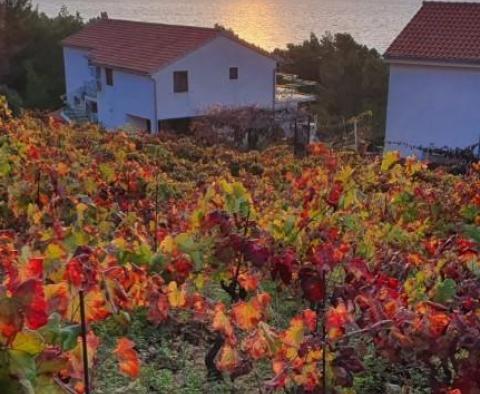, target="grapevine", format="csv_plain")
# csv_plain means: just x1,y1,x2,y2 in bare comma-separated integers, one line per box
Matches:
0,101,479,393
